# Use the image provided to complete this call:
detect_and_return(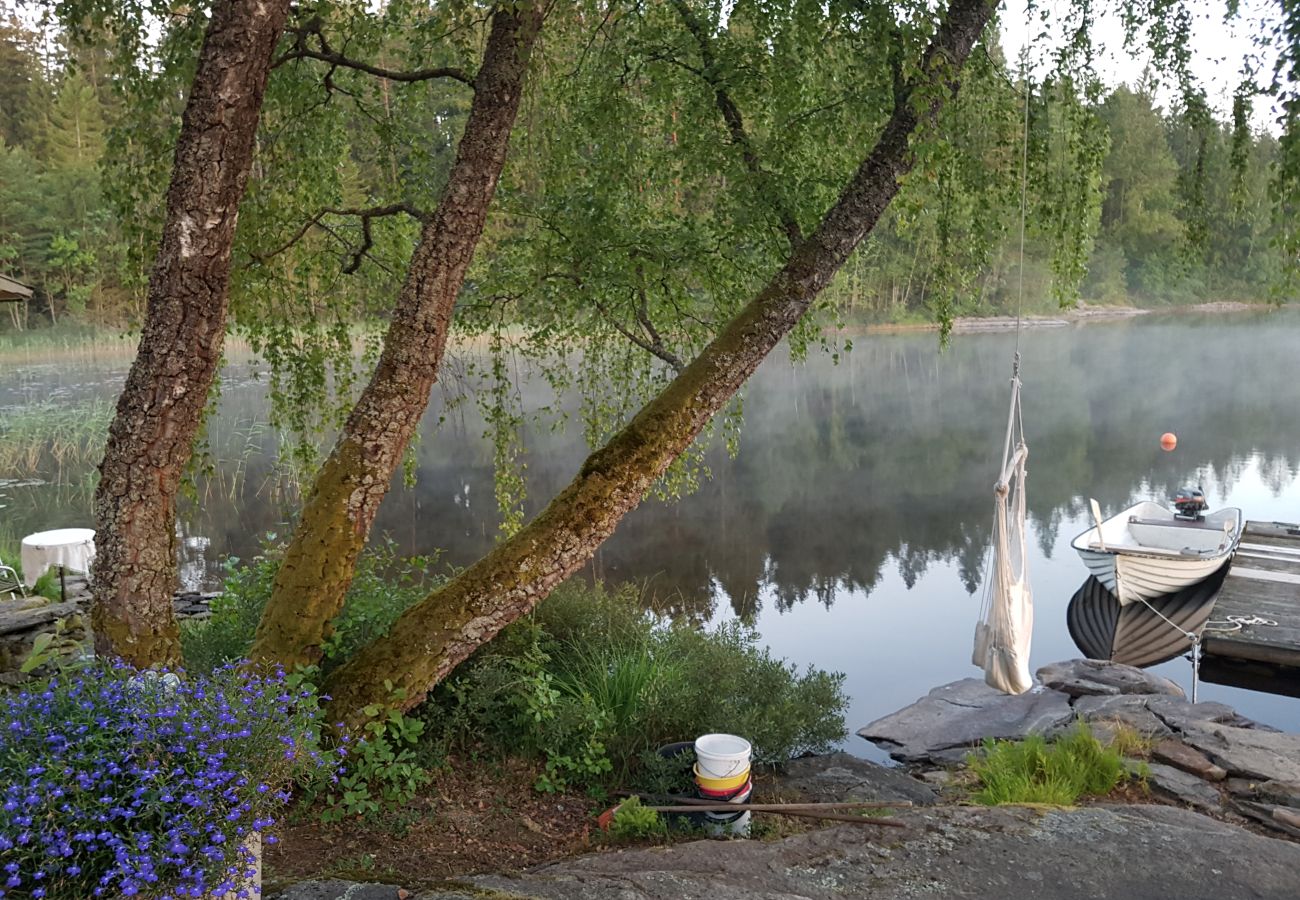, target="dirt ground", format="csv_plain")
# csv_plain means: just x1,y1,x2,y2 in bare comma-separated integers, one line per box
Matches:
264,756,597,892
